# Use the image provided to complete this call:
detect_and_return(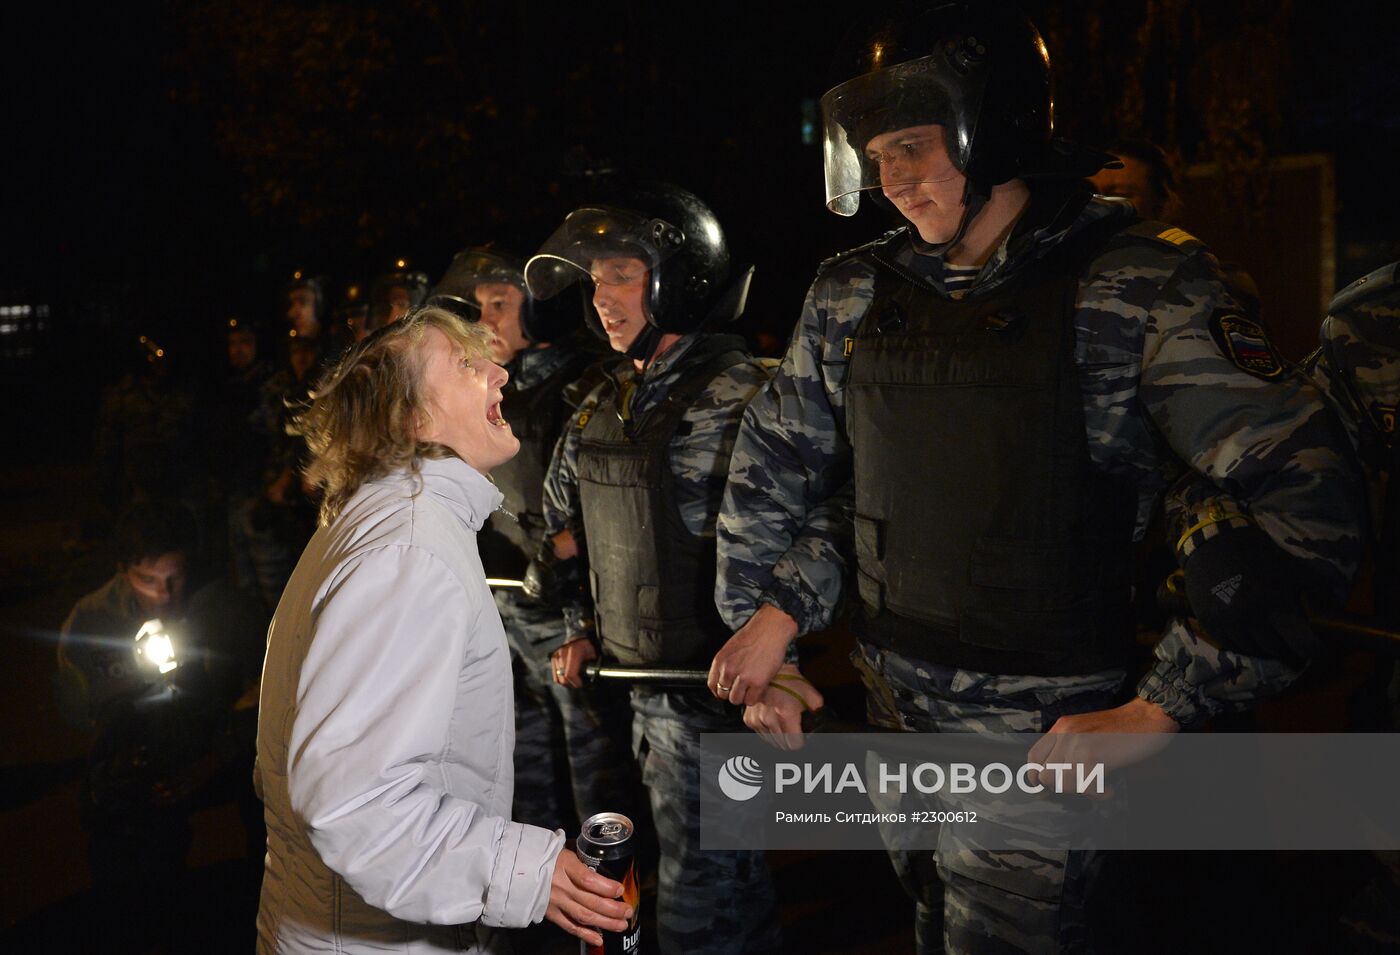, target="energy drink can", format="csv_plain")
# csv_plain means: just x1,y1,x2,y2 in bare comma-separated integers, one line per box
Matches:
576,812,641,955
